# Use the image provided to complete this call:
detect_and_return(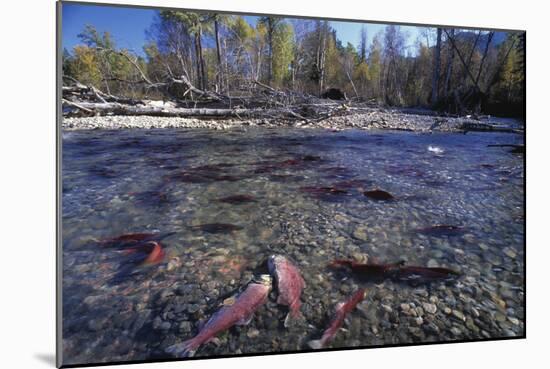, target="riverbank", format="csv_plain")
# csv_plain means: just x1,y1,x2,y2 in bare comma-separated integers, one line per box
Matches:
62,108,524,133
